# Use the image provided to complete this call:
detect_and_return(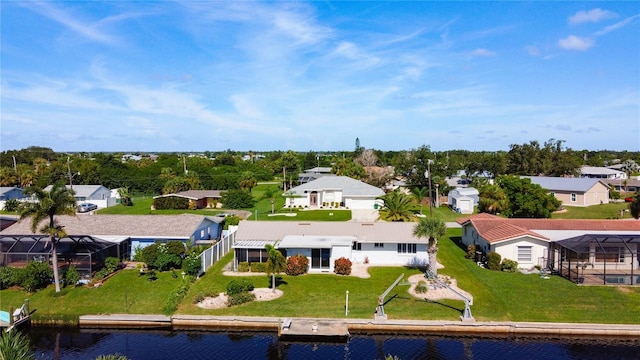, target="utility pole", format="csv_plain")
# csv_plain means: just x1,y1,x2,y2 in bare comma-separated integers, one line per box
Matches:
426,160,433,217
67,157,74,190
